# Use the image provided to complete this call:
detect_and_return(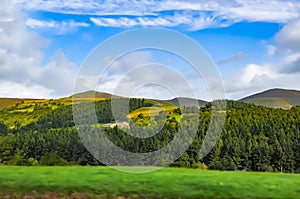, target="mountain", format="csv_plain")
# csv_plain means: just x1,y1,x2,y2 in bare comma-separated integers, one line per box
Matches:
159,97,207,107
240,88,300,109
72,91,207,107
71,90,113,99
0,91,114,110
